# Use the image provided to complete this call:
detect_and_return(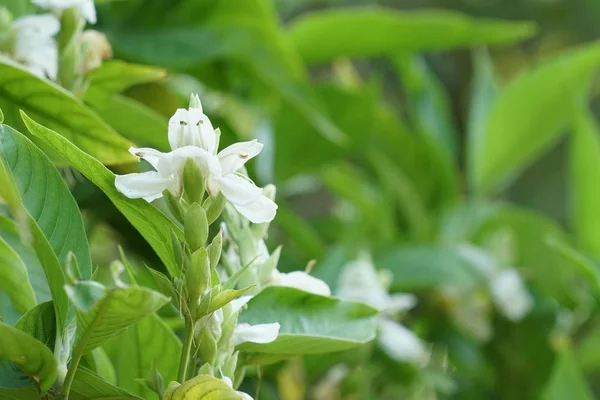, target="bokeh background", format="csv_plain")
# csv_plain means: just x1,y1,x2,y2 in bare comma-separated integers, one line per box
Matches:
5,0,600,398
